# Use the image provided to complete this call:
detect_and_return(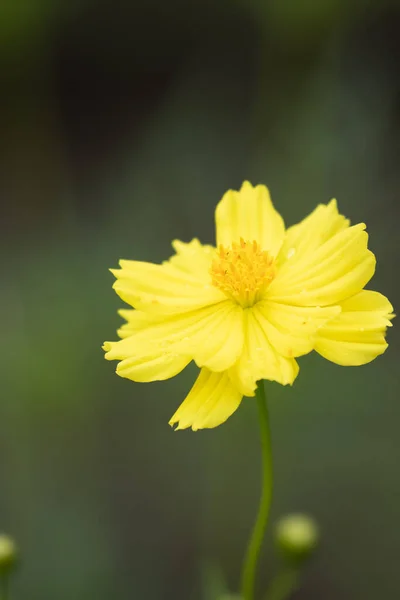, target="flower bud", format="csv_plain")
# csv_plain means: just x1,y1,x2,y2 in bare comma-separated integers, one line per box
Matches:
274,514,319,564
0,534,18,575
